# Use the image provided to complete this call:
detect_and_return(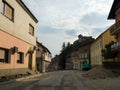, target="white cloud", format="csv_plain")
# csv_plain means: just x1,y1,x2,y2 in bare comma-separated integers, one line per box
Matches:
37,32,77,56
23,0,114,56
